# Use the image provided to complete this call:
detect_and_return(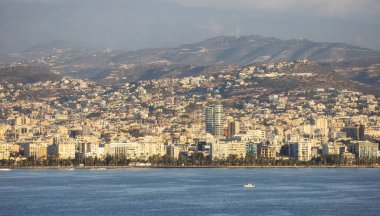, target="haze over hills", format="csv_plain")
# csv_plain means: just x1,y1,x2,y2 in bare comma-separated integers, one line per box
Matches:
1,0,380,54
24,40,93,53
10,35,380,66
112,35,380,66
